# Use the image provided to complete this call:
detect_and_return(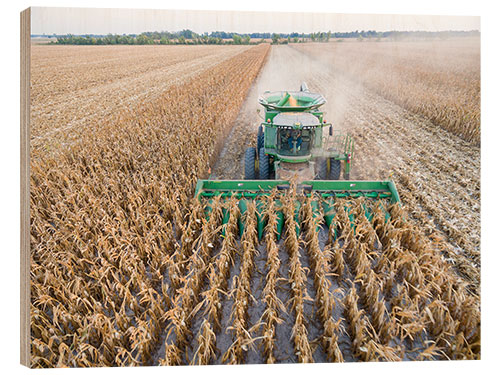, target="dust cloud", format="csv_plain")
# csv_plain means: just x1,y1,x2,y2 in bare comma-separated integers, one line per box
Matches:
212,44,480,262
211,44,380,180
